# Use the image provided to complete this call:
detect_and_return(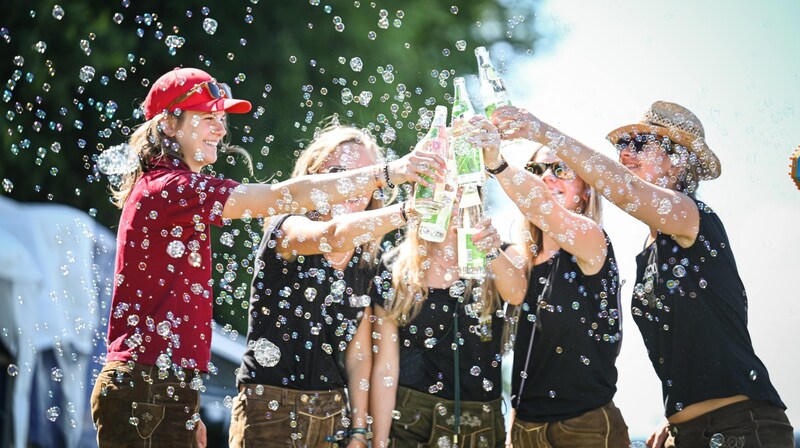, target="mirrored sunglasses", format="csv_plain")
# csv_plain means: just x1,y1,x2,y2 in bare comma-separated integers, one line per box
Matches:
166,80,233,110
525,161,576,180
